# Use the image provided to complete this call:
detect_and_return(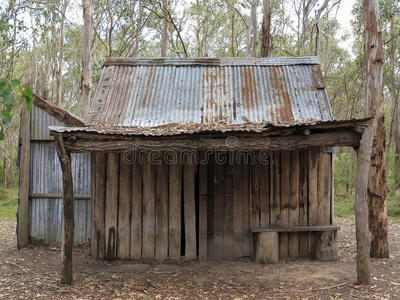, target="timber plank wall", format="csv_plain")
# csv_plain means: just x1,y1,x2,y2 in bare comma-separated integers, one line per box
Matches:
91,148,333,260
